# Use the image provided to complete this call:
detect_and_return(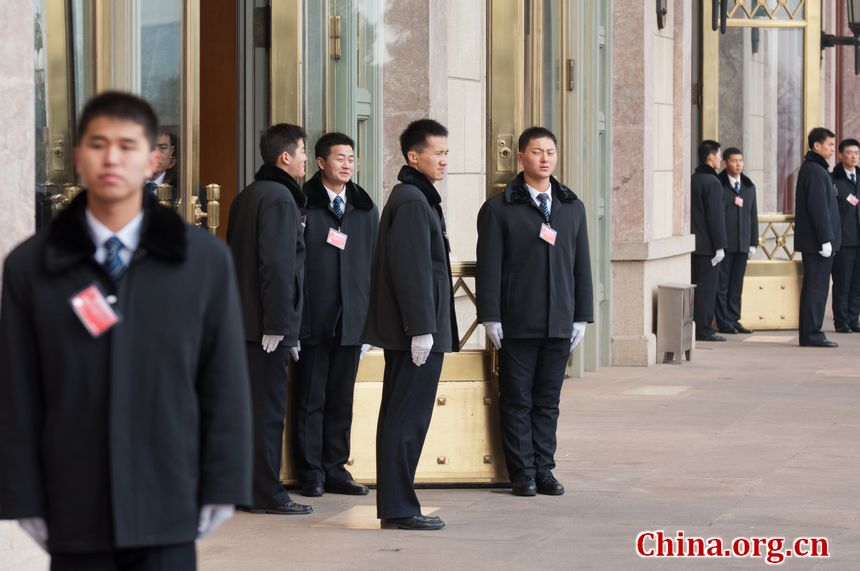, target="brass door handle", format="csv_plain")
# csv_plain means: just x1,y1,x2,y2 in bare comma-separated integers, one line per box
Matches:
193,183,221,235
